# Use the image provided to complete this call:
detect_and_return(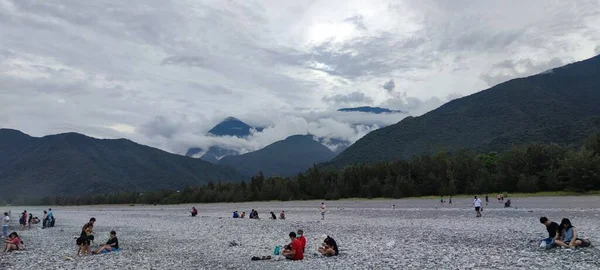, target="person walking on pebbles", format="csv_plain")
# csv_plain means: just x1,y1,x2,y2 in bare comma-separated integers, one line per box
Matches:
472,196,483,217
320,202,326,220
